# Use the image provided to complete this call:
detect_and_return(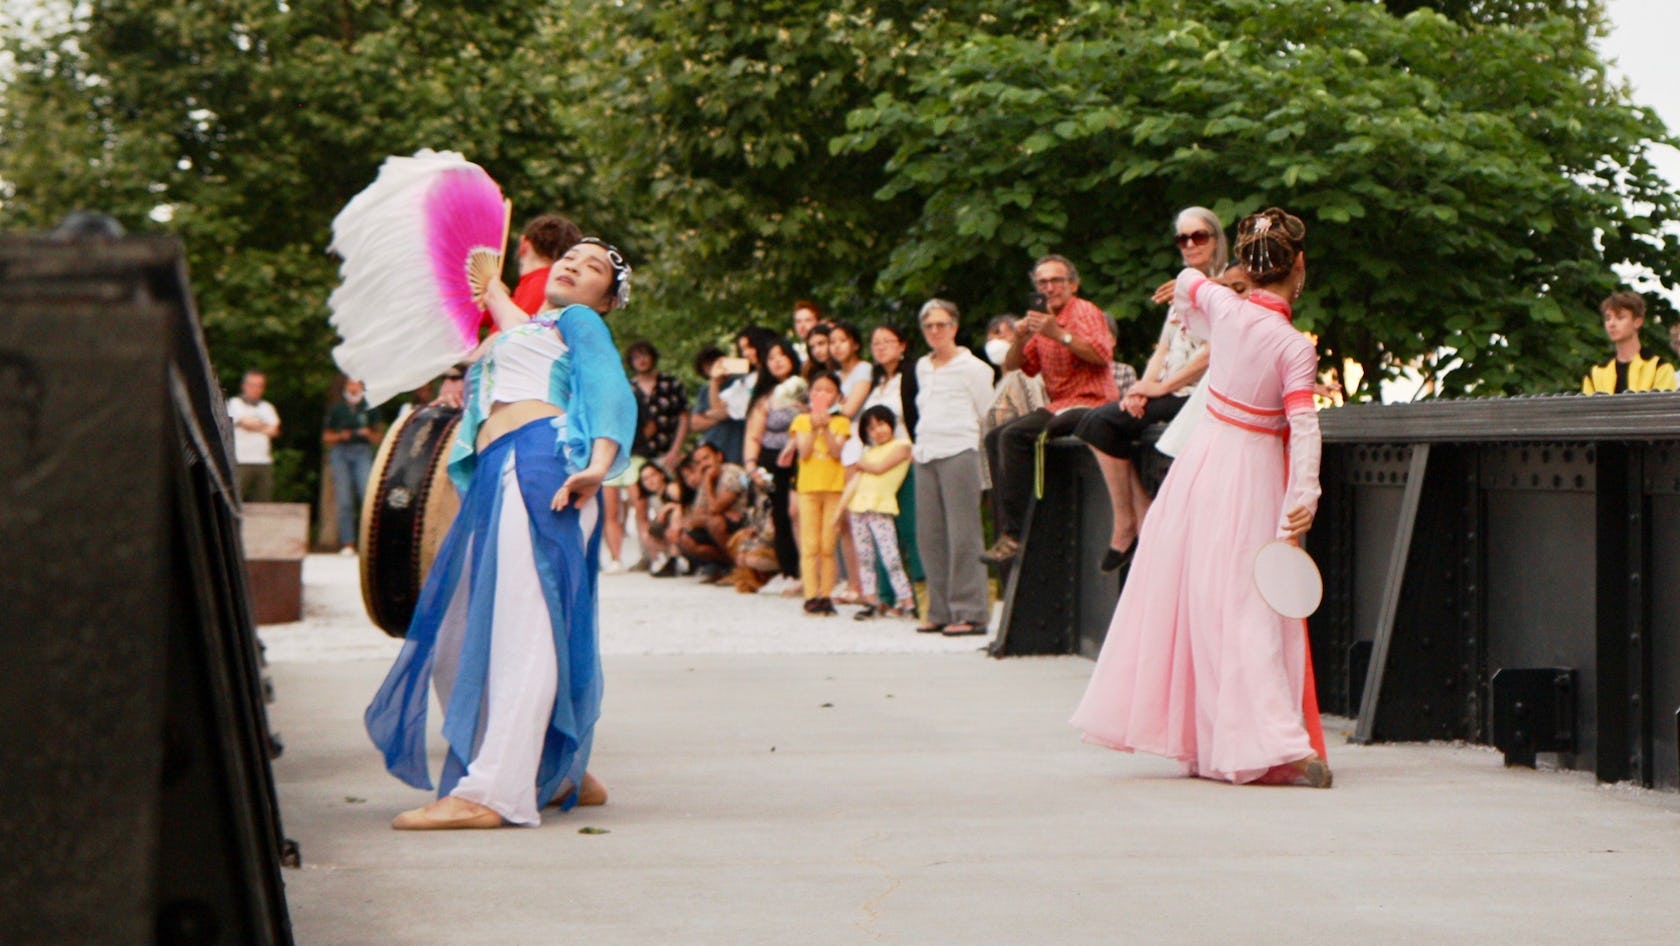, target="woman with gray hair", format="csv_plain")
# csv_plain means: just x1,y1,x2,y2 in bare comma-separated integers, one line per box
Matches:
1073,206,1226,573
911,299,997,636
